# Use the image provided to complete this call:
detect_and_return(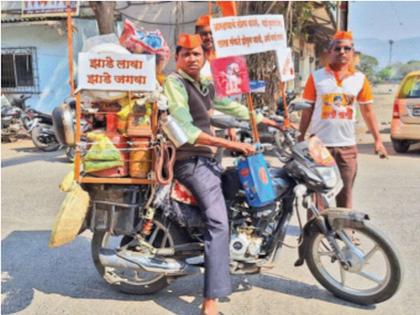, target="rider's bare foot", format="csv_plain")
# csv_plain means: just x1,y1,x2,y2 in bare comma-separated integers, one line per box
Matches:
200,298,219,315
